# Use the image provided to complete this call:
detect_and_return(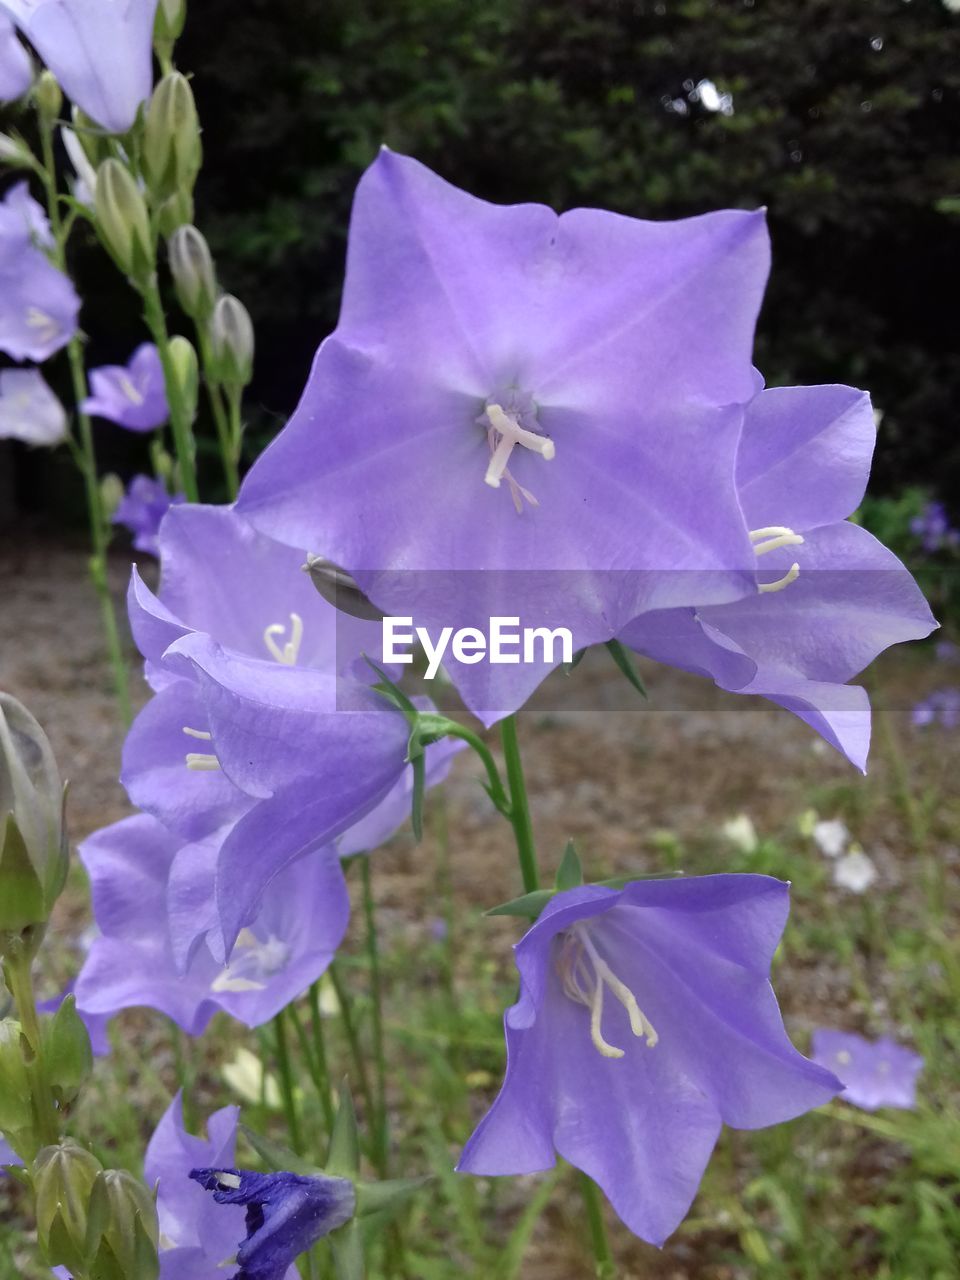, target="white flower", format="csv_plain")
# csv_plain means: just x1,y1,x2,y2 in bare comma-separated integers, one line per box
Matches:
0,368,66,445
833,849,878,894
812,818,849,859
722,813,757,853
